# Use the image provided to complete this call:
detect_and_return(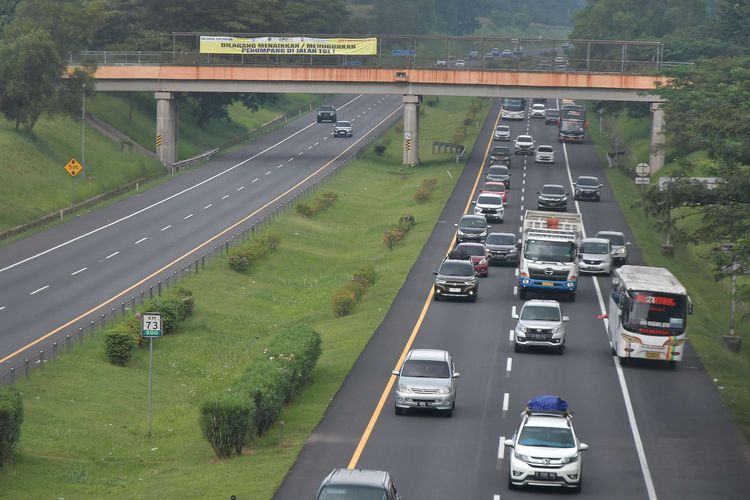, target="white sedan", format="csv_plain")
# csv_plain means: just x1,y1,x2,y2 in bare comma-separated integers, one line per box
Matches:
535,145,555,163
